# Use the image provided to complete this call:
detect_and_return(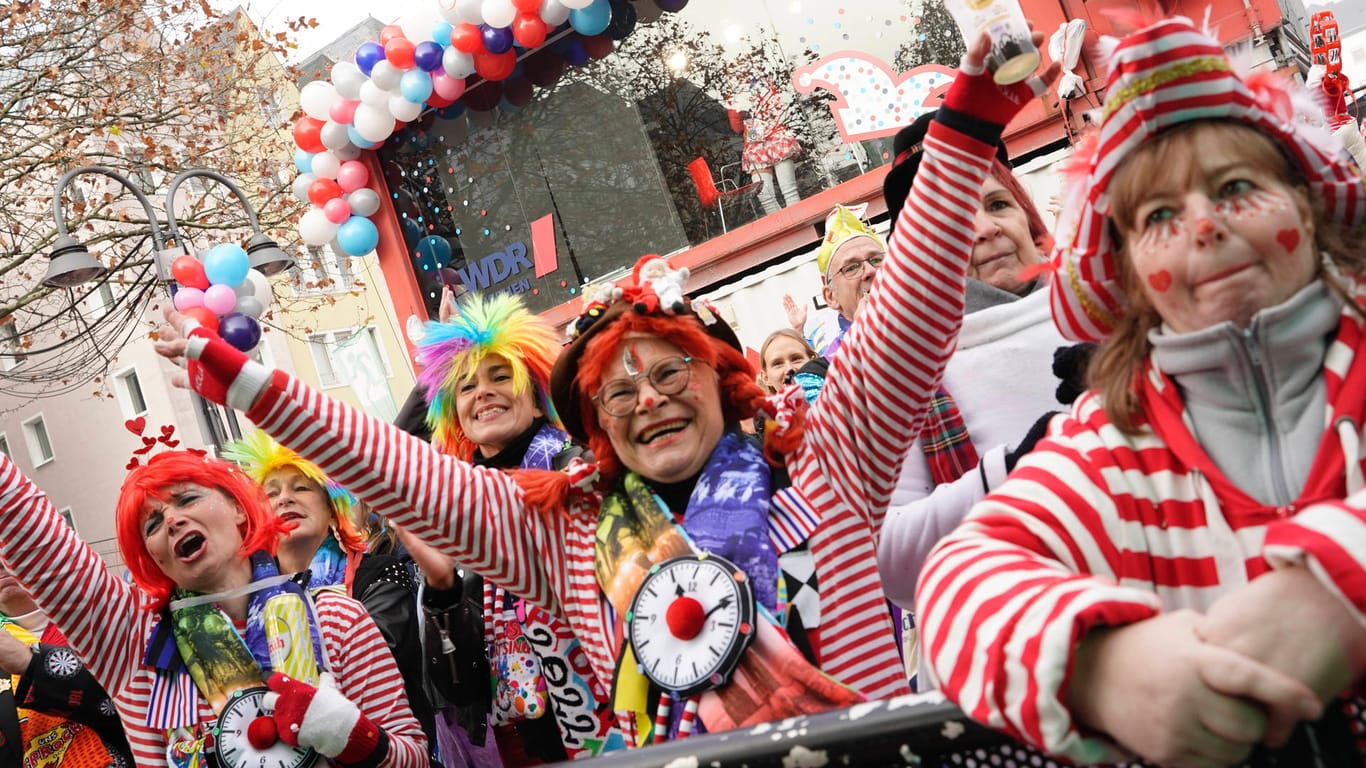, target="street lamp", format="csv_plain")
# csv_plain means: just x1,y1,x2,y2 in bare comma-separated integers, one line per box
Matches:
44,164,277,451
165,169,294,276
